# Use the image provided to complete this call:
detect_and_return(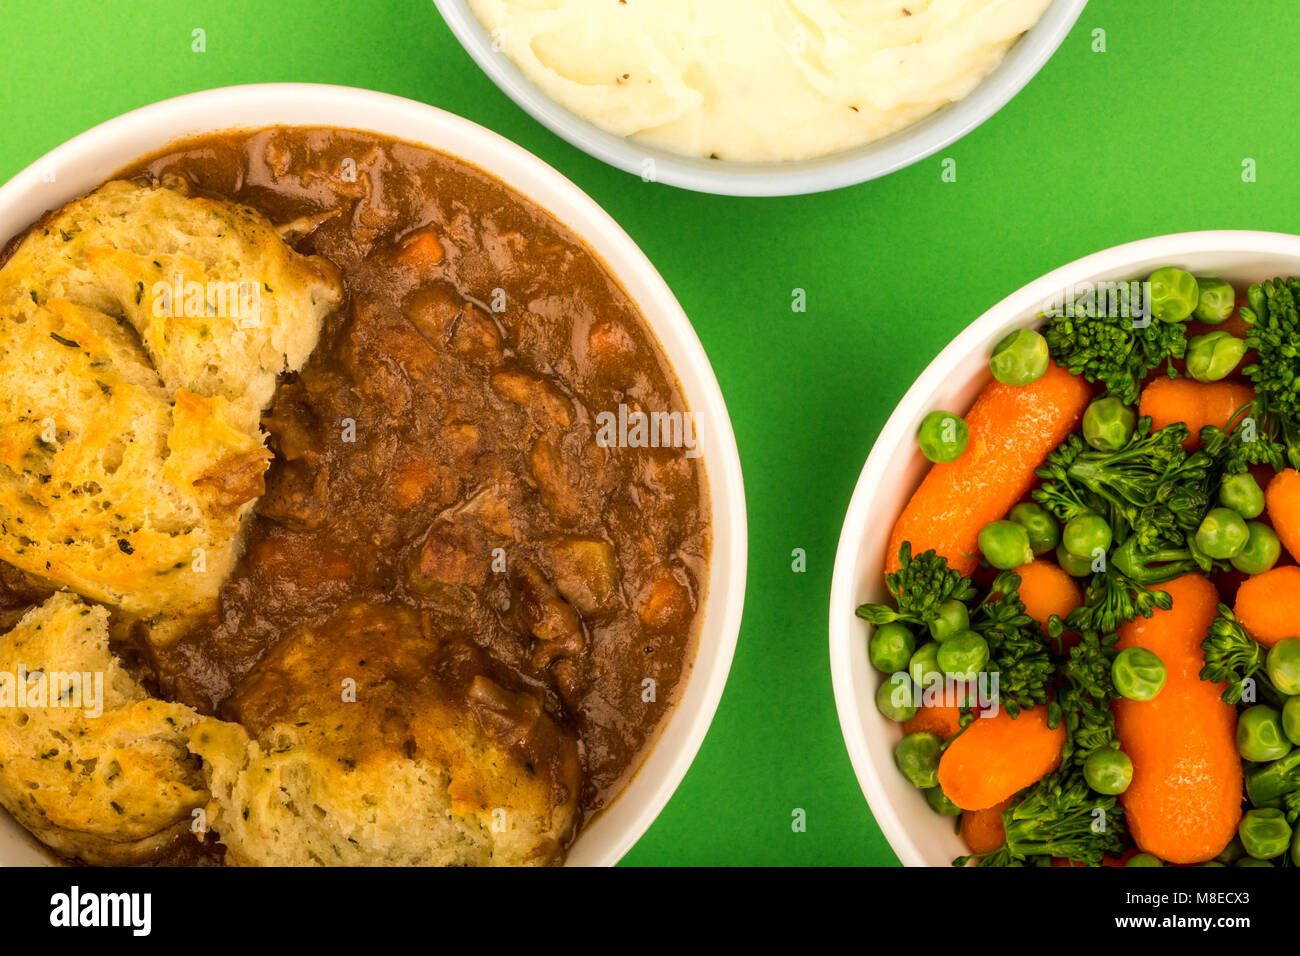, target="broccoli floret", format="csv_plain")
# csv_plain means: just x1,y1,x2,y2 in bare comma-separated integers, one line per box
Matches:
1049,629,1122,768
1061,561,1176,637
1200,408,1290,475
1042,311,1186,406
1243,279,1300,424
1201,604,1272,705
972,571,1055,718
1203,279,1300,472
958,768,1127,867
856,544,977,629
1034,419,1219,633
1035,420,1214,553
